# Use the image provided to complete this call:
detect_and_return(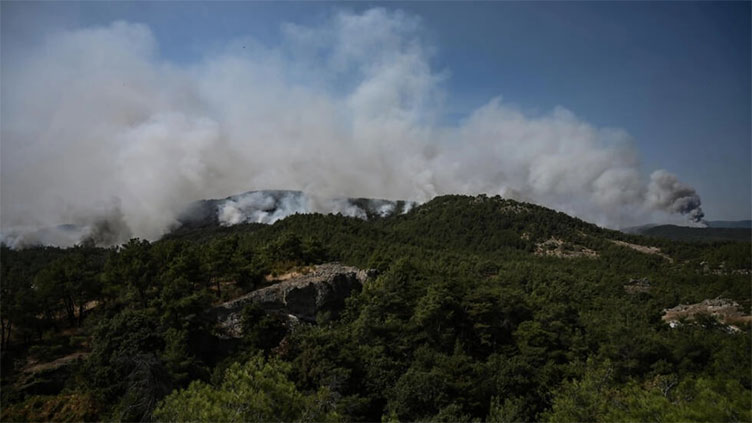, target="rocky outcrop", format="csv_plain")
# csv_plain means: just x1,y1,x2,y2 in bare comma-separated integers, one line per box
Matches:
611,240,673,262
211,263,373,337
535,237,598,259
662,298,752,332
